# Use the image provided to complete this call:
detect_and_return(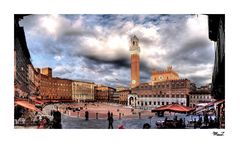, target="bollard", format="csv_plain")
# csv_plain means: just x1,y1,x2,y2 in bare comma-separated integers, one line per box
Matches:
77,111,80,118
96,113,98,120
85,111,89,120
139,112,141,119
119,113,121,120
